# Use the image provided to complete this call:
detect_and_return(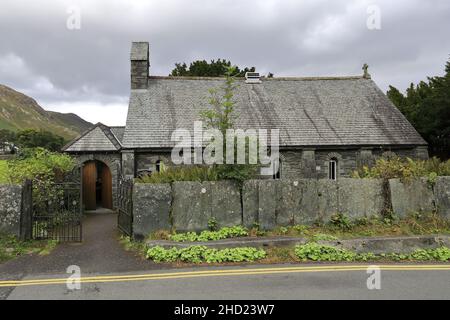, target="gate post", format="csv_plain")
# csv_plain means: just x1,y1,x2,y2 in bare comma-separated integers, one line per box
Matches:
20,179,32,241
